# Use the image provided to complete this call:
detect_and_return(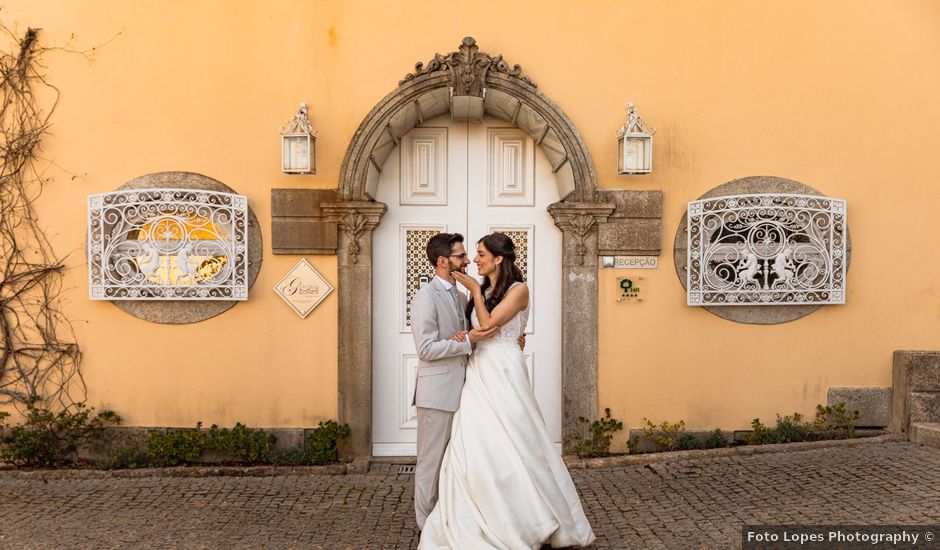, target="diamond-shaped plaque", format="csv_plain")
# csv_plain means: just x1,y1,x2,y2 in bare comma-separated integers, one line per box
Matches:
273,259,334,318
